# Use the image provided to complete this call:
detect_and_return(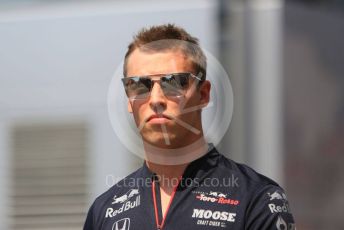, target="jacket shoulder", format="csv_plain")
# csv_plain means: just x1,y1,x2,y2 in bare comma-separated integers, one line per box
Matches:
90,167,143,211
